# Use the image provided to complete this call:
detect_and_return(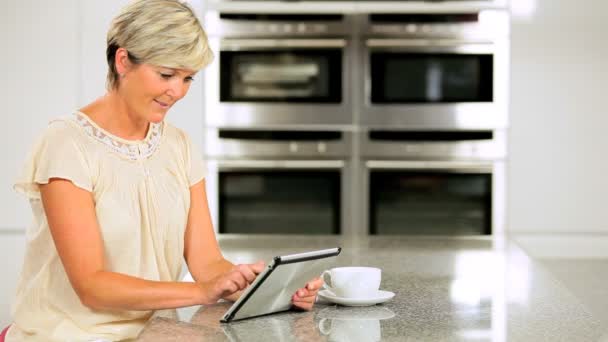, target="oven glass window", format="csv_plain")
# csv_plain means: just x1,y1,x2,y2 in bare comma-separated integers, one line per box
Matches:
219,171,341,234
220,49,342,103
369,171,491,235
370,53,493,103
